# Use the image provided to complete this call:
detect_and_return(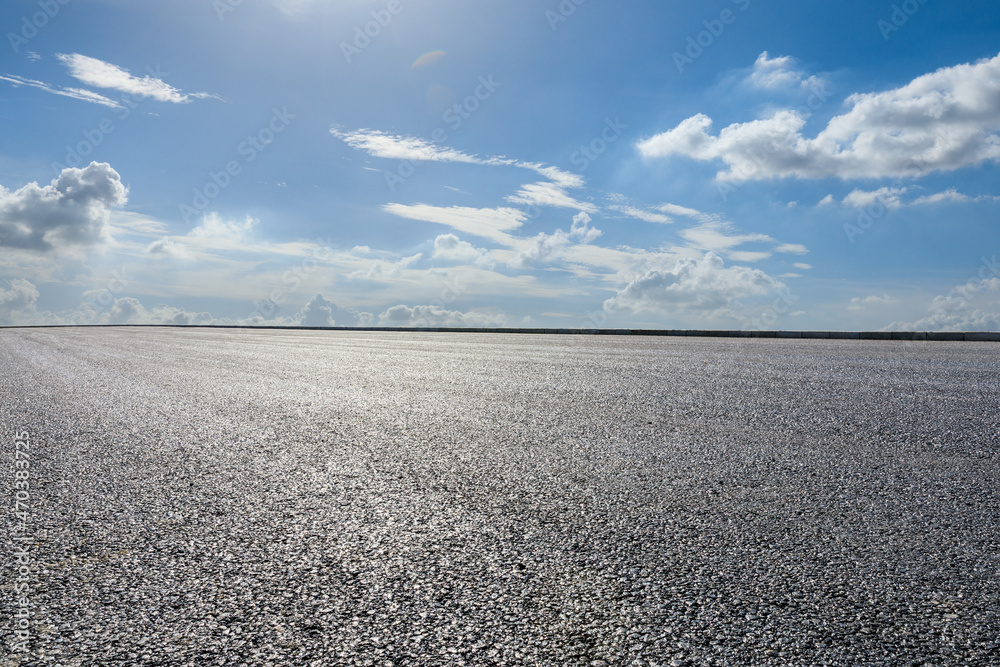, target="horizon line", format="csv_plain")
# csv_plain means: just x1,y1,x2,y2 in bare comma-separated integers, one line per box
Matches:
1,324,998,342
